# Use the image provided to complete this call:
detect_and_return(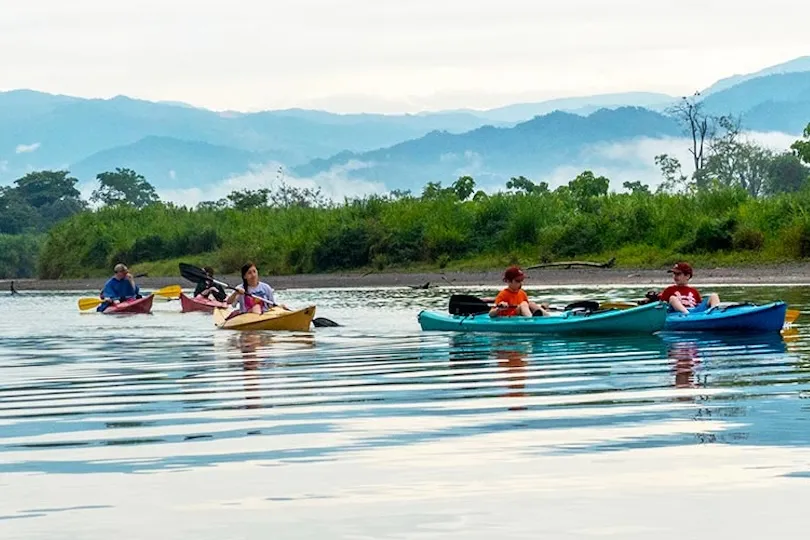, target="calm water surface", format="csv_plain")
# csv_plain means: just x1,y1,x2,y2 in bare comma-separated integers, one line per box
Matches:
2,284,810,539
